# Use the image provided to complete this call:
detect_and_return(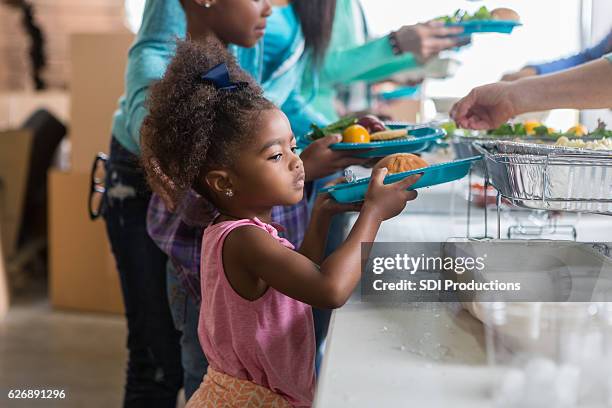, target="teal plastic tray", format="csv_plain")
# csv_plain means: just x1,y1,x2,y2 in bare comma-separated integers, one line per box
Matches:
320,156,482,203
299,125,446,158
447,20,521,34
377,86,419,101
